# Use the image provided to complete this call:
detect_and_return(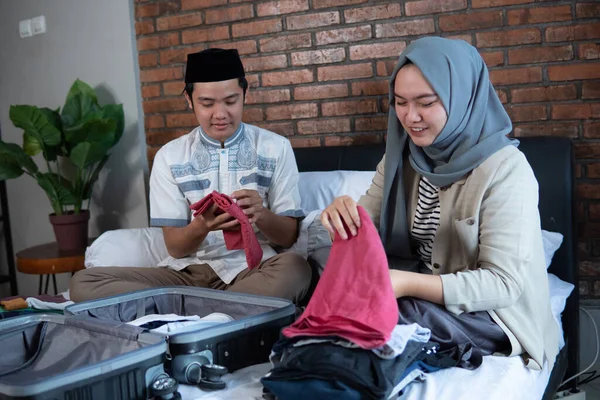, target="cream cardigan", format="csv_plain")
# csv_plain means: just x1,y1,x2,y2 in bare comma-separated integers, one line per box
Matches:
359,145,559,370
